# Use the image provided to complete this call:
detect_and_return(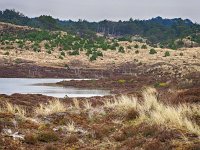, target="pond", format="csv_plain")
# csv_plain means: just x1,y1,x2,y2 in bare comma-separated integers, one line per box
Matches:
0,78,110,98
